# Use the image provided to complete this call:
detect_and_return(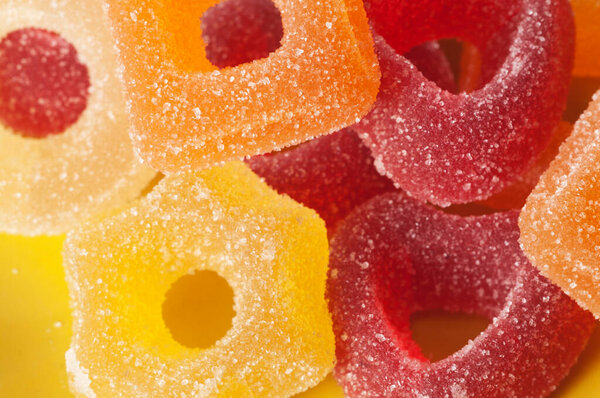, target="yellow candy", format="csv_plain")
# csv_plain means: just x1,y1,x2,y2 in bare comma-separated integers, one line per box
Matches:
64,162,334,397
